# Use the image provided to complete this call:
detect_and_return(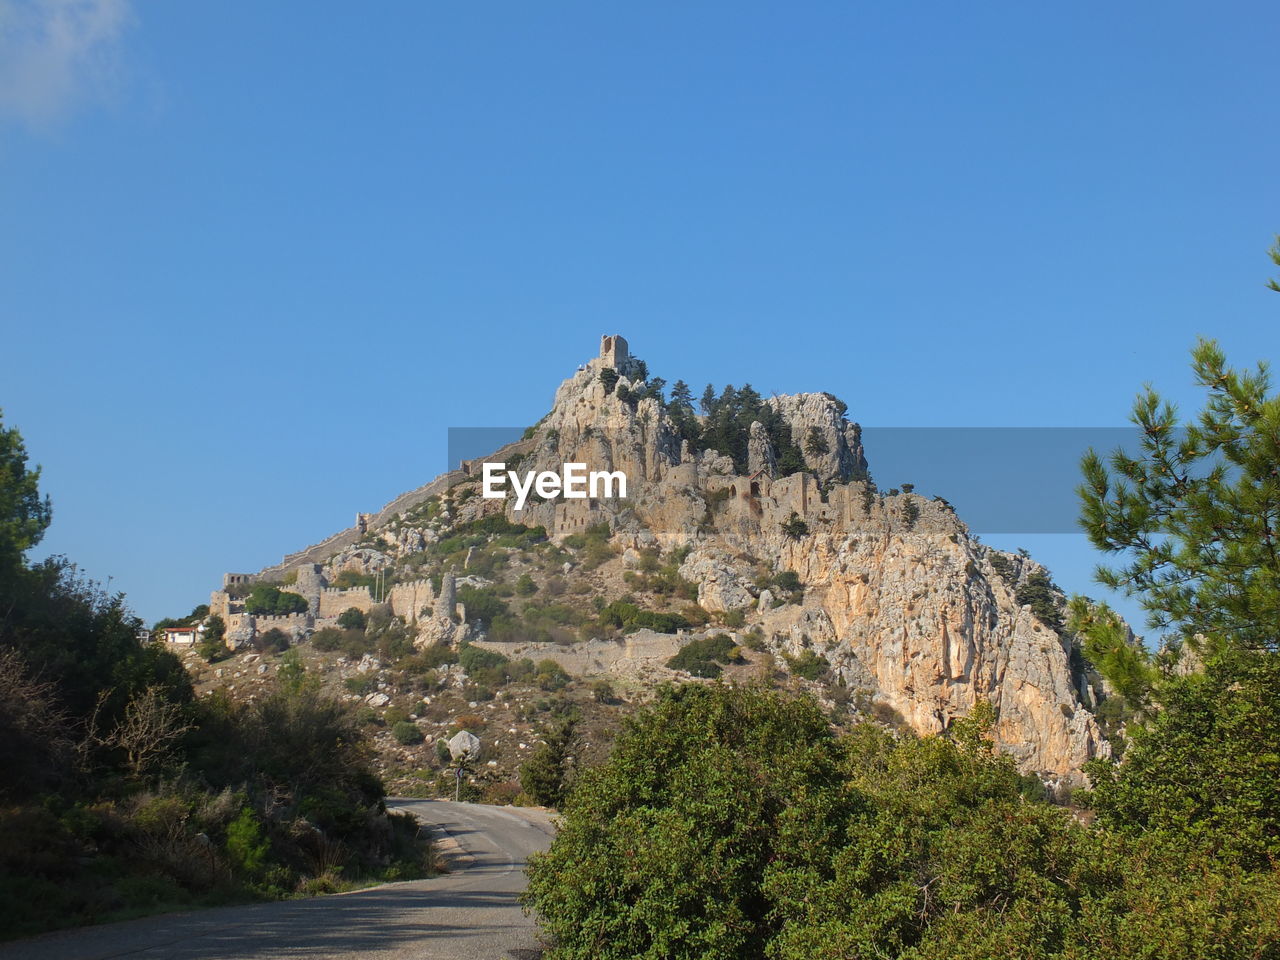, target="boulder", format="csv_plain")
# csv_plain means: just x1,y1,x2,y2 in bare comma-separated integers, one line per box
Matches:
448,730,482,762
